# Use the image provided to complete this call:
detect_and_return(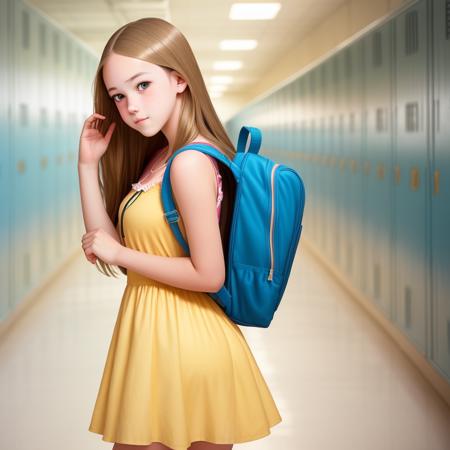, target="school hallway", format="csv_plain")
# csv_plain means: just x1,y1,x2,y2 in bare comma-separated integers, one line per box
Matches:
2,0,450,448
1,242,449,450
